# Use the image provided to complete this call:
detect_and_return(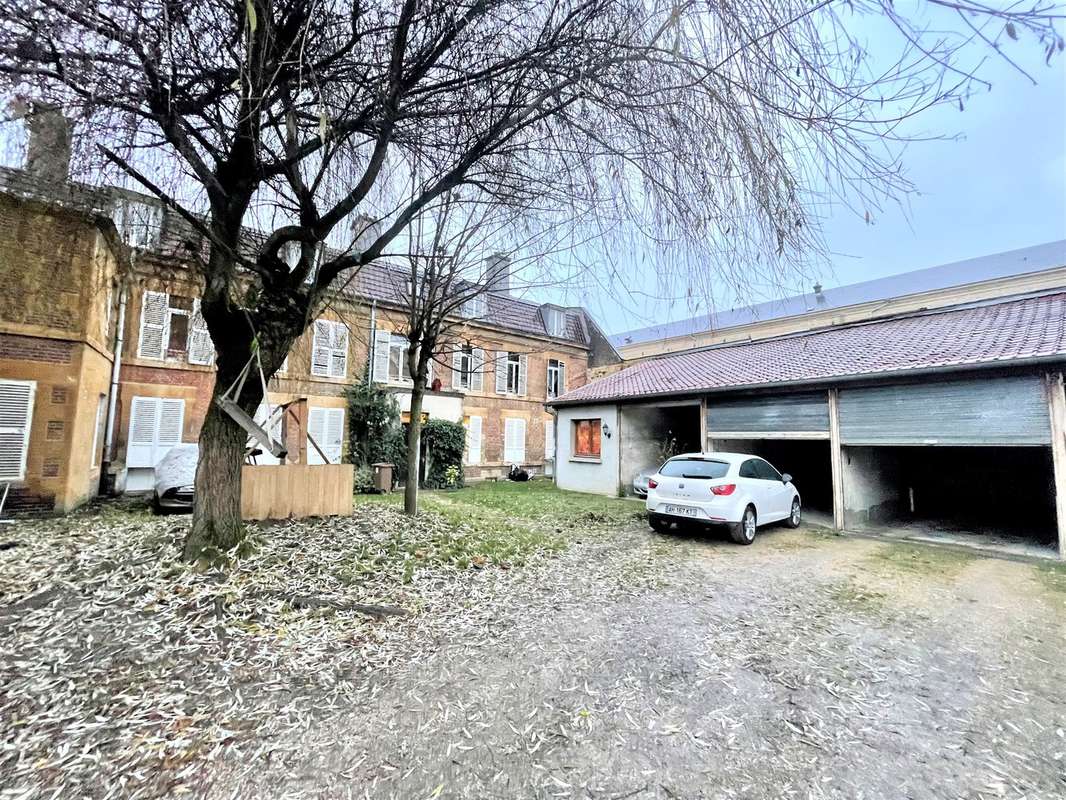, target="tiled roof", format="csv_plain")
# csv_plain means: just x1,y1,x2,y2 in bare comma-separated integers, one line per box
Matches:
552,292,1066,405
610,240,1066,347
